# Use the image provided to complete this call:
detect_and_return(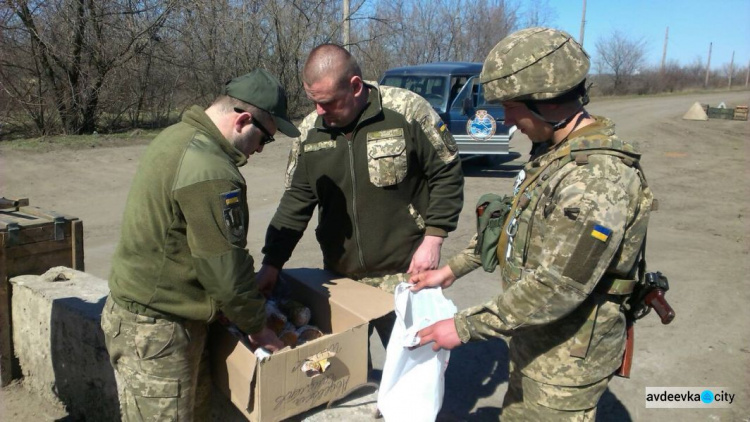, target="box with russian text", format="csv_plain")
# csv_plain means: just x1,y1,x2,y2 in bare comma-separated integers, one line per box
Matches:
210,268,393,422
